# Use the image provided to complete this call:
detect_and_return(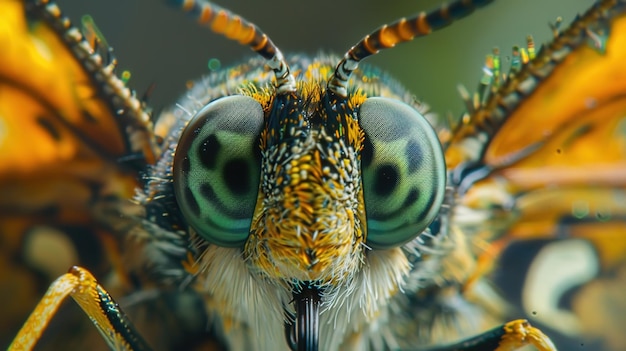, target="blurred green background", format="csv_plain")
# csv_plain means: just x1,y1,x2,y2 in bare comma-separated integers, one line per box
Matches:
57,0,593,118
